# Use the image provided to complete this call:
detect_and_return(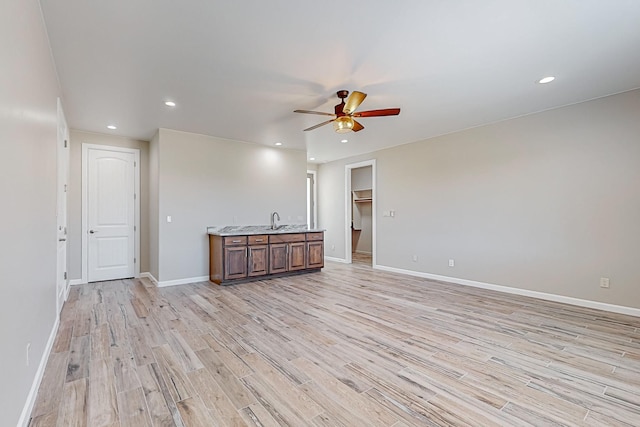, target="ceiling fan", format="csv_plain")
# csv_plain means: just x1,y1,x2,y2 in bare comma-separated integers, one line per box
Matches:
294,90,400,133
